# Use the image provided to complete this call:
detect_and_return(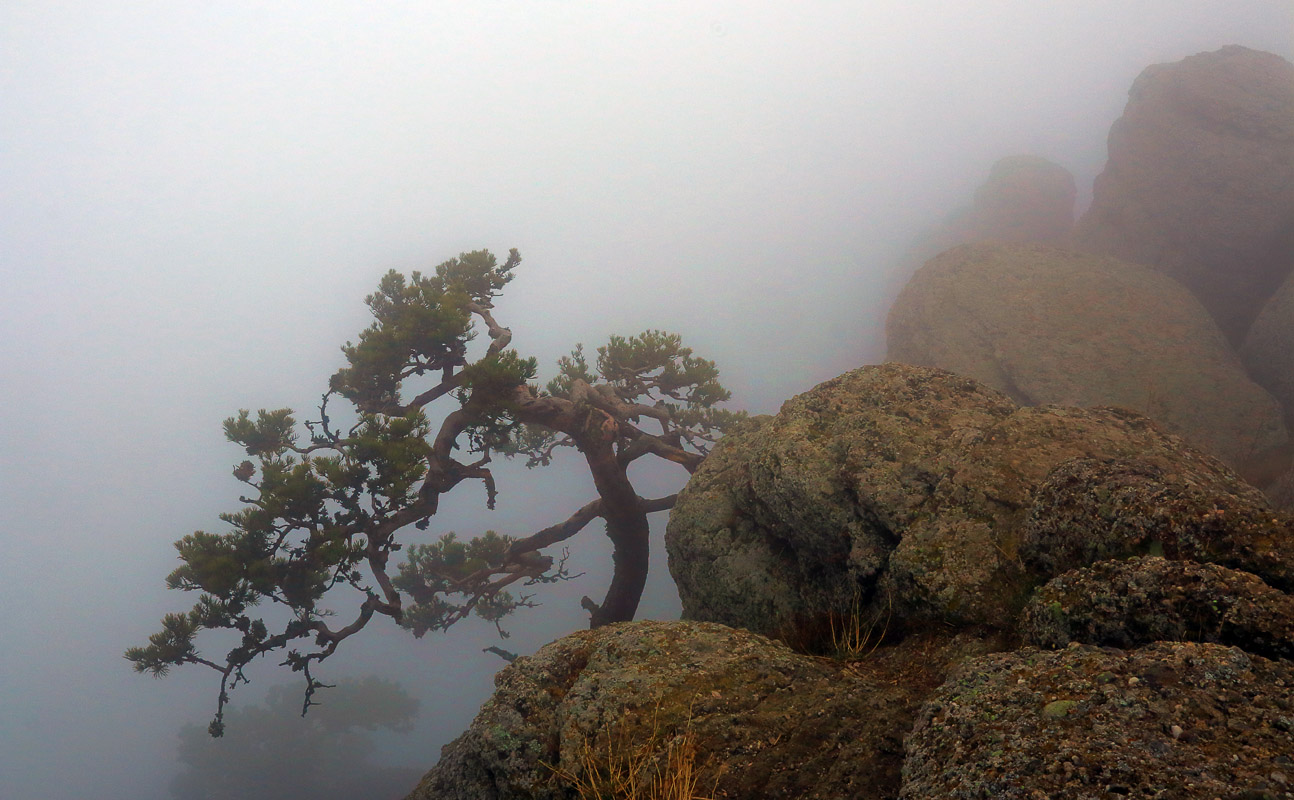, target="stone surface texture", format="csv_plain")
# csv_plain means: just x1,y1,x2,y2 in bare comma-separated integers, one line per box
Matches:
406,620,995,800
1022,457,1293,591
901,642,1294,799
665,364,1272,638
1021,556,1294,660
